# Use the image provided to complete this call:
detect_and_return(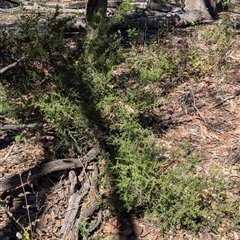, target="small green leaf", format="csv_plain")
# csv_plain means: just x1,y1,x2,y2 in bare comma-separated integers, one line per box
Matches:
15,135,22,142
18,192,31,197
23,231,30,240
7,211,13,217
220,193,227,200
16,232,23,239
